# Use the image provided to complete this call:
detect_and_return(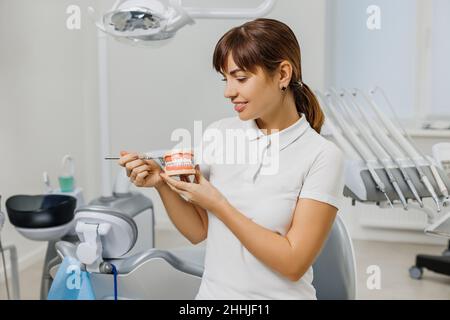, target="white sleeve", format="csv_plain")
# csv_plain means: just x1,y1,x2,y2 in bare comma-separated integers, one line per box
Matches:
194,119,222,180
298,143,345,210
